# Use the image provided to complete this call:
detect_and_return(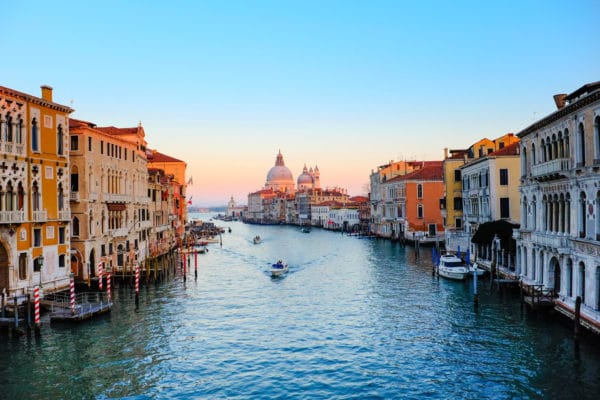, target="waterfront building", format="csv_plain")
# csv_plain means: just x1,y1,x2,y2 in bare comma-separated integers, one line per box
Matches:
226,196,246,219
369,160,439,238
147,168,176,260
69,118,150,281
385,163,444,243
460,141,521,261
0,85,73,295
246,189,276,223
146,150,188,239
515,81,600,333
442,134,521,252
